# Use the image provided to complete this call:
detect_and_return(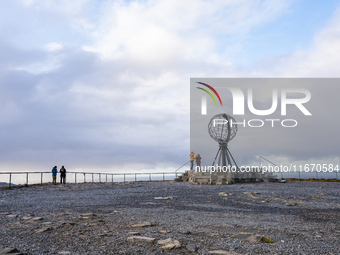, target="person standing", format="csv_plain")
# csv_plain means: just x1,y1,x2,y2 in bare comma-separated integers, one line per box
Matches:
52,166,57,185
189,152,195,170
60,166,66,184
195,154,201,169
